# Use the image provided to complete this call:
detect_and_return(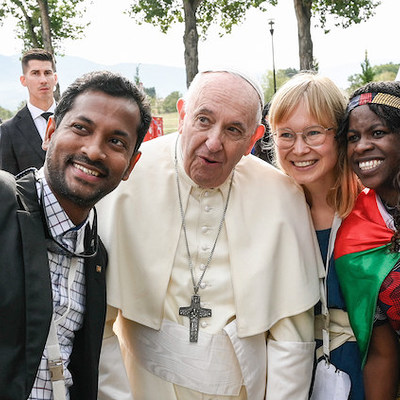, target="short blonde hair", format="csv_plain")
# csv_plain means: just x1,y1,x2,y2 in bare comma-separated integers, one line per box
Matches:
269,72,346,131
269,72,361,218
